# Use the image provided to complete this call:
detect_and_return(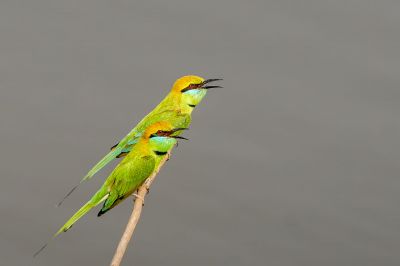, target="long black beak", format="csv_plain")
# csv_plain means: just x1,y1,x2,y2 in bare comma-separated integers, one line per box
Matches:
201,78,223,89
181,78,223,93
